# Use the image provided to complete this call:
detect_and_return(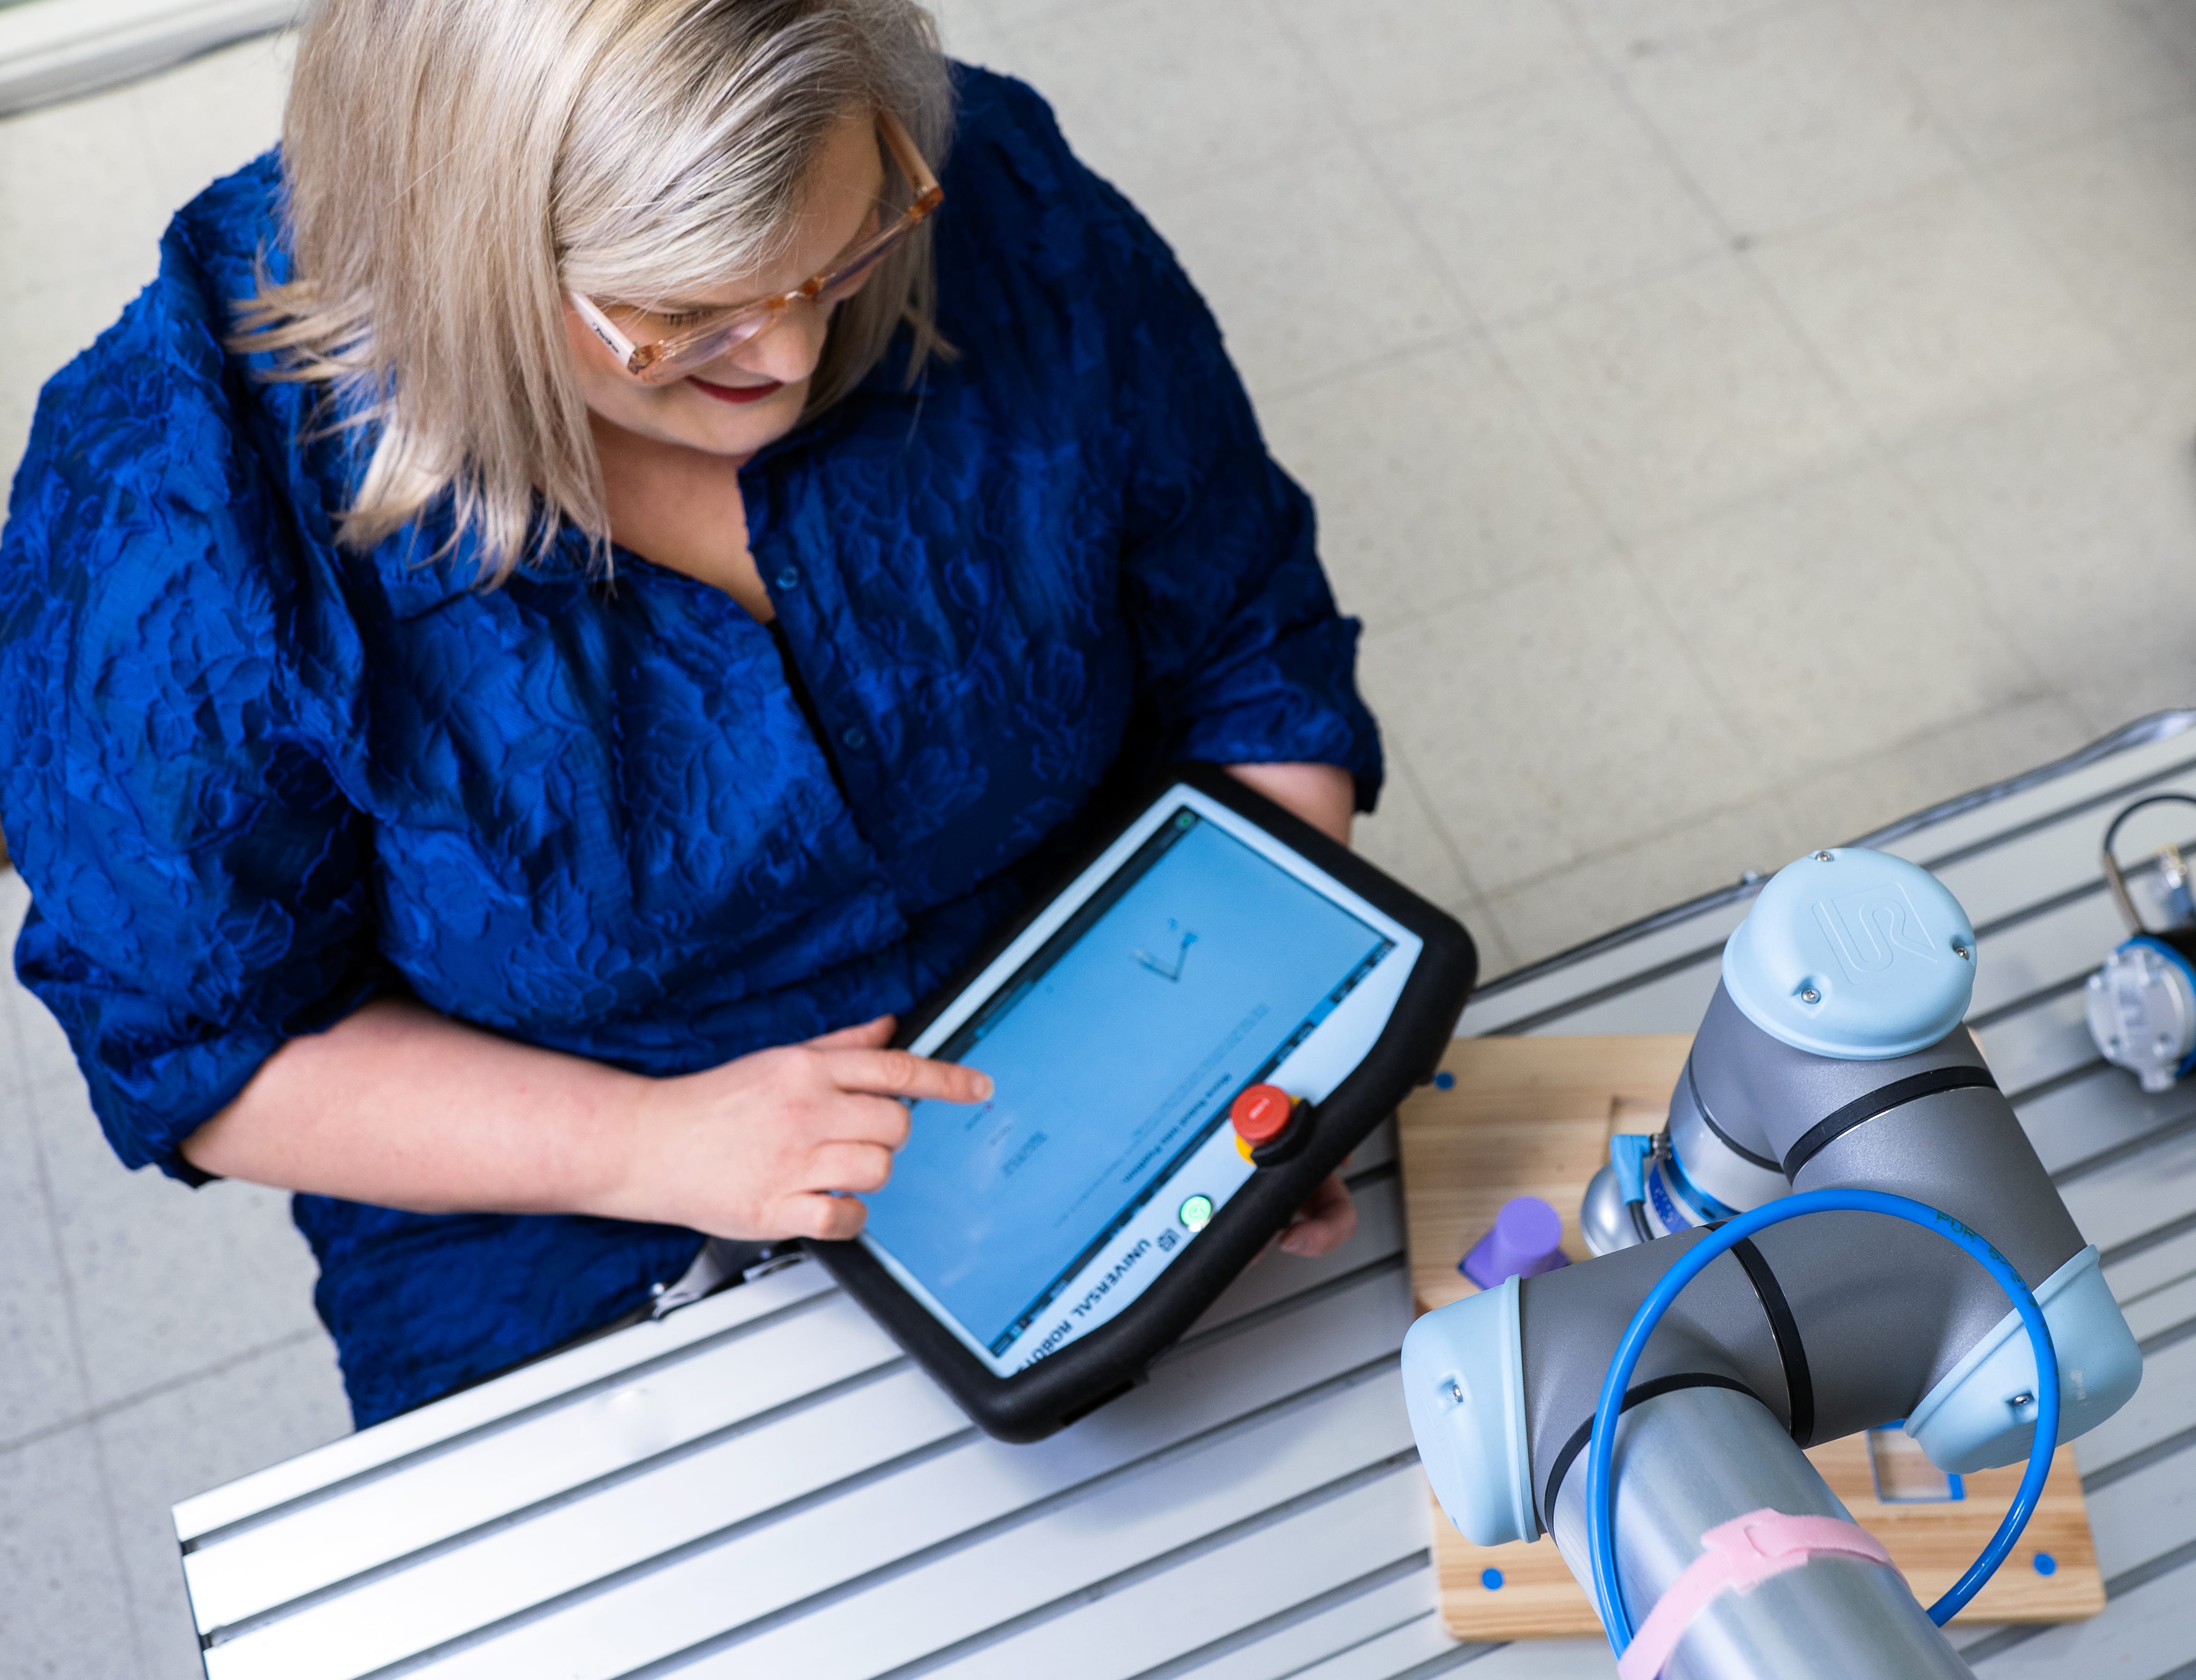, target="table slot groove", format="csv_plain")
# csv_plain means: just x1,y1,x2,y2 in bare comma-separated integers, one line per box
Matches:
2140,1315,2196,1359
2106,1534,2196,1604
198,1355,932,1649
2104,1207,2196,1271
341,1409,983,1680
1484,942,1727,1039
701,1455,1427,1680
216,1273,1412,1680
2051,1107,2196,1189
1971,971,2092,1036
1968,1549,2196,1675
173,1265,839,1544
182,1275,845,1558
1164,1254,1407,1367
2001,1054,2107,1114
188,1291,899,1630
1368,1643,1490,1680
1910,750,2196,881
1116,1554,1432,1680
